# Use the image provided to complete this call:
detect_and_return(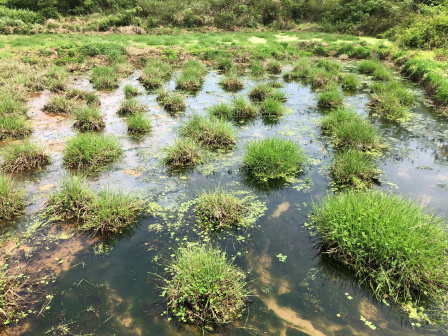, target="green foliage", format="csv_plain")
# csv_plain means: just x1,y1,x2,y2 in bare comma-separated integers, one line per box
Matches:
317,86,344,108
231,97,258,118
139,59,173,90
215,57,233,72
259,97,285,117
124,84,139,98
357,60,381,75
266,60,281,74
117,99,146,116
91,66,118,91
249,61,265,77
79,42,126,56
1,141,49,173
157,90,186,112
0,173,24,220
180,114,236,149
63,133,122,169
0,115,31,140
126,113,152,135
243,137,307,181
43,95,73,114
369,91,410,121
161,244,247,327
341,73,360,90
310,190,448,303
73,106,105,132
163,138,202,168
175,60,207,91
219,73,244,91
208,103,232,120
